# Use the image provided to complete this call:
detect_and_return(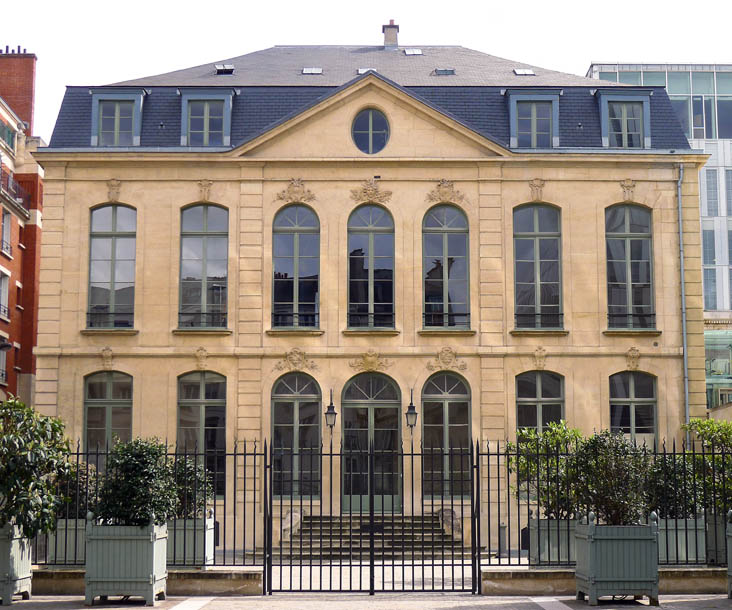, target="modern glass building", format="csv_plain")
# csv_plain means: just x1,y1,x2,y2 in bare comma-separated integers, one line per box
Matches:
588,63,732,417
